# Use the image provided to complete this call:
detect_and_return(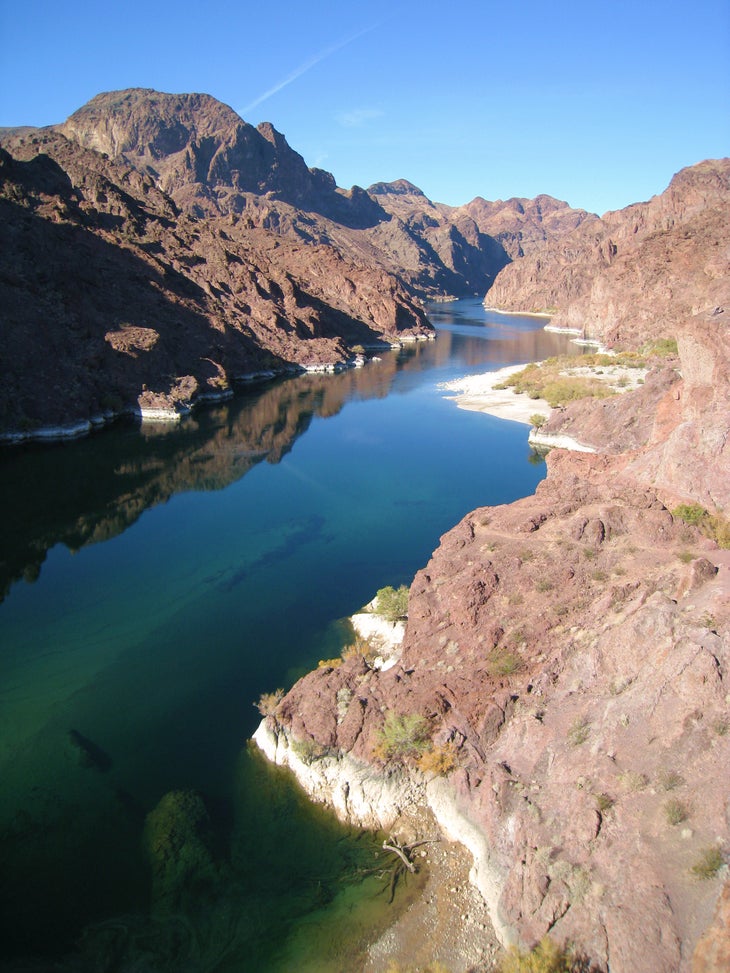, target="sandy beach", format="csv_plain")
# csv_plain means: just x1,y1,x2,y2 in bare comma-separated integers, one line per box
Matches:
439,364,551,425
439,356,648,429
